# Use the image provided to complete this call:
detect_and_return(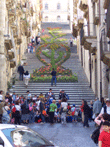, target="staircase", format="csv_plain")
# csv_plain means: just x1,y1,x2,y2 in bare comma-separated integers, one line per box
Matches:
13,82,95,107
13,23,95,107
